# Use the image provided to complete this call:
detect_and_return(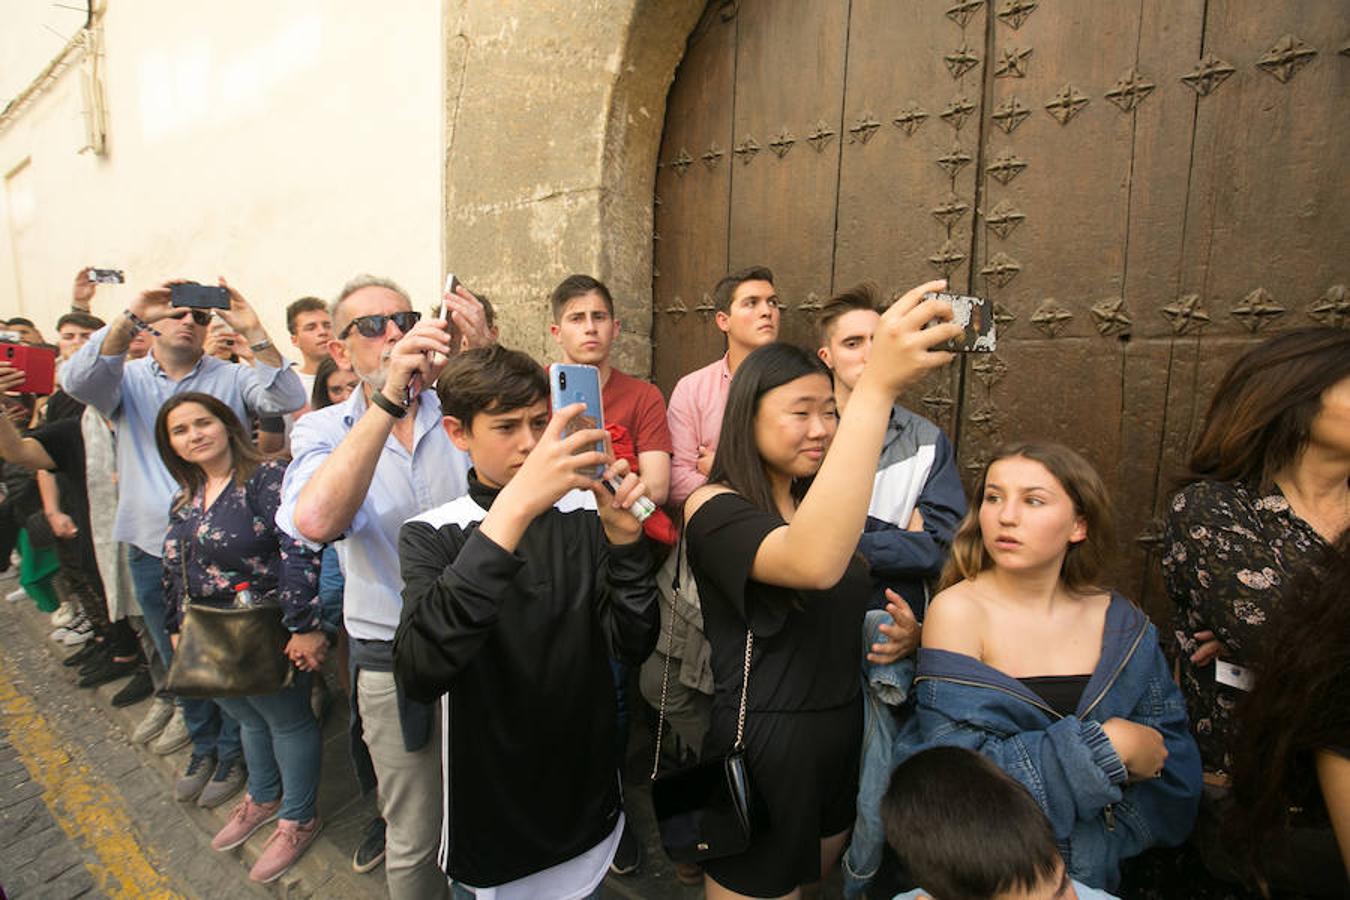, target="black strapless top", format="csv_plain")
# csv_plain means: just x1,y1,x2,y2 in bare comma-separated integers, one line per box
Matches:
1018,674,1092,717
